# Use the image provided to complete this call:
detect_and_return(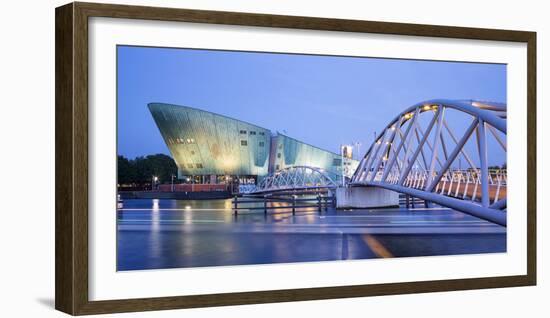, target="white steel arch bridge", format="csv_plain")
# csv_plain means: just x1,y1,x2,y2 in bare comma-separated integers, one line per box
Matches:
351,99,507,226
